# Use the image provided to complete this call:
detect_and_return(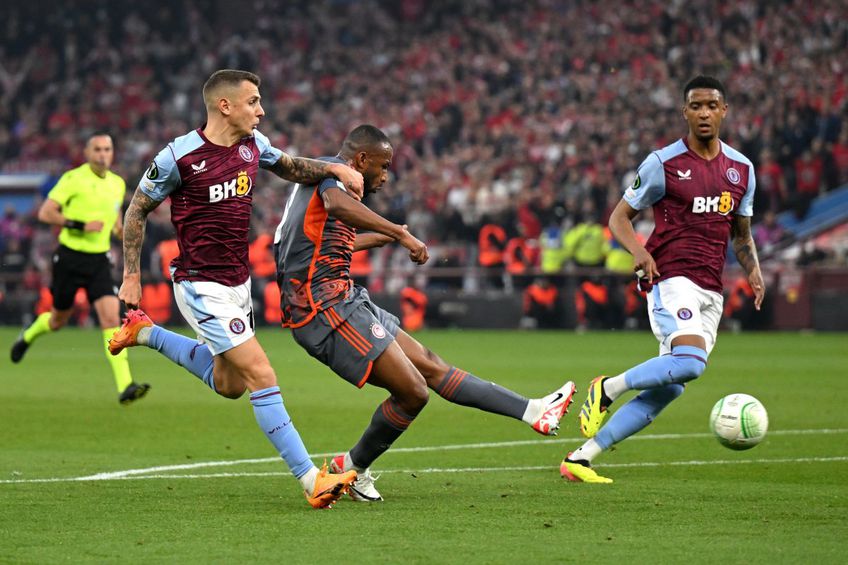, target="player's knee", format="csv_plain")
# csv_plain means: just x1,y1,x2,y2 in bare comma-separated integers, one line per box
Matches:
665,382,686,401
213,373,247,399
419,357,450,386
672,355,706,382
400,379,429,414
216,385,246,400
